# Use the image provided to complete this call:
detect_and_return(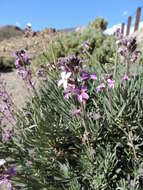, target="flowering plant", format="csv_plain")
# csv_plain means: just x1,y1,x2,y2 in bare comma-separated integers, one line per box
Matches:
0,28,143,189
